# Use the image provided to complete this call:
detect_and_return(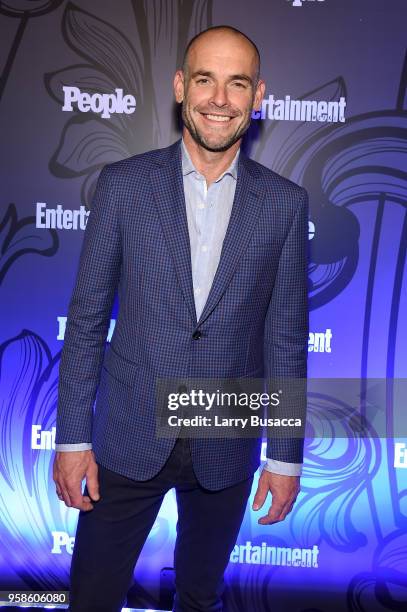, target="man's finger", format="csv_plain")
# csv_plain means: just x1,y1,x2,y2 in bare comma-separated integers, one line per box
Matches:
258,497,296,525
258,500,285,524
258,511,285,525
73,490,94,512
252,476,269,510
283,501,295,518
59,486,72,508
85,463,100,502
66,483,94,511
